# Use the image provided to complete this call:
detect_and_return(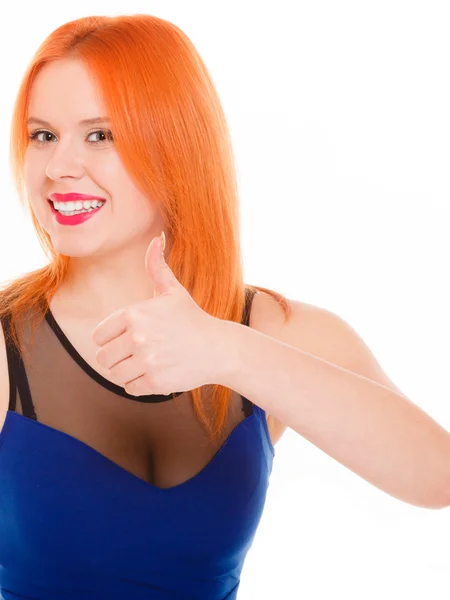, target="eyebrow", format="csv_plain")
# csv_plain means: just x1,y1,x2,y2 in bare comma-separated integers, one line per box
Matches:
27,117,111,127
